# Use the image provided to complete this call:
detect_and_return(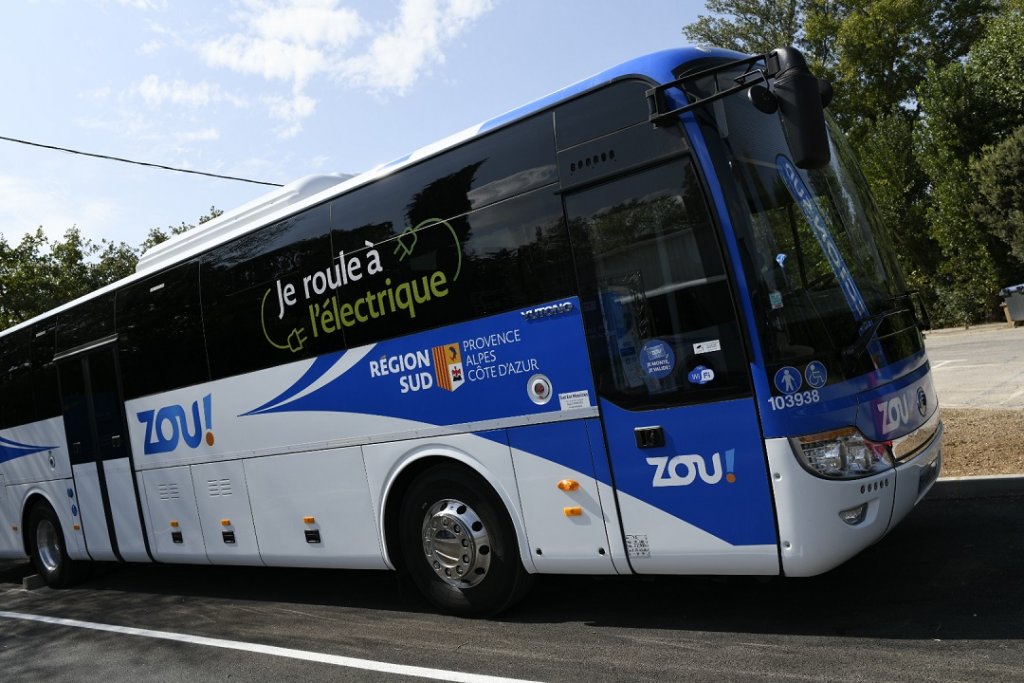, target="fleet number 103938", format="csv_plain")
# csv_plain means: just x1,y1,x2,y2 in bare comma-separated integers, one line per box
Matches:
768,390,821,411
